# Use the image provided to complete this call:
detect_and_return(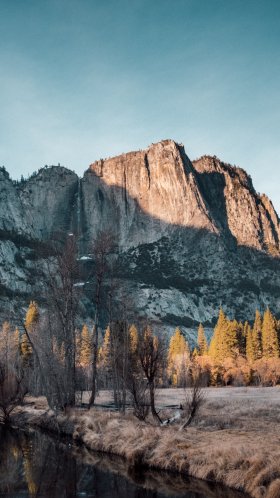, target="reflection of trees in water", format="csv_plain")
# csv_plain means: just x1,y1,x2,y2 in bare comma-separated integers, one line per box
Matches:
0,428,248,498
0,428,23,493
